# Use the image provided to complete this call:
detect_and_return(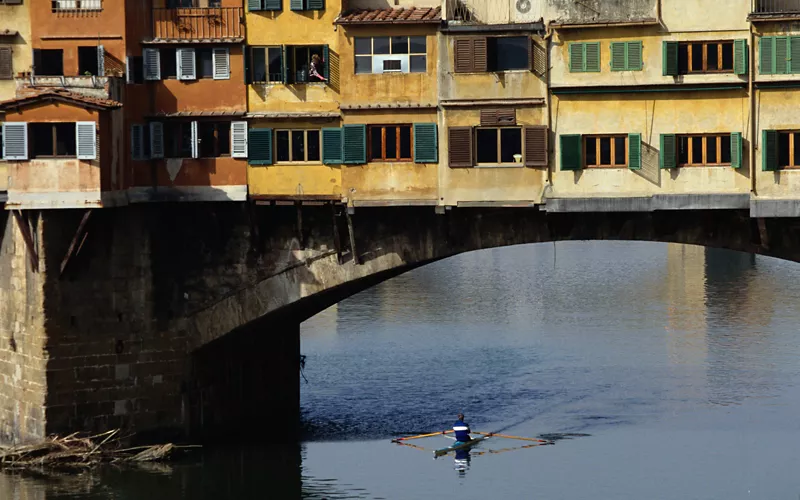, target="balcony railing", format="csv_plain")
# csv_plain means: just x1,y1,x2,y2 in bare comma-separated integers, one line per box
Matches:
753,0,800,14
153,7,244,41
